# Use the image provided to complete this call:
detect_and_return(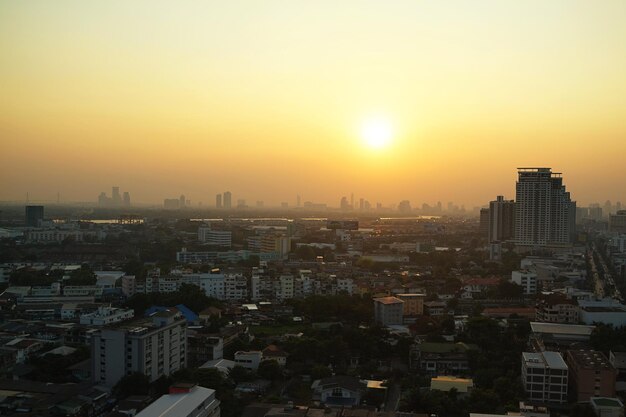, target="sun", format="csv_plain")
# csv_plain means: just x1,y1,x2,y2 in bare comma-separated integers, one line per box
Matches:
360,118,393,149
